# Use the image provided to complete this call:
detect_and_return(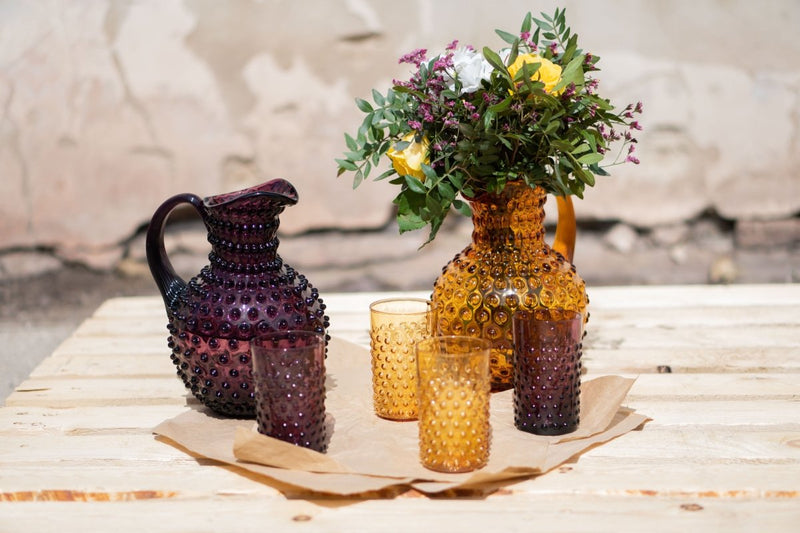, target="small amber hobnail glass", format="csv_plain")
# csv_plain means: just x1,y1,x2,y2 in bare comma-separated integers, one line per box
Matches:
369,298,432,420
415,336,492,473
